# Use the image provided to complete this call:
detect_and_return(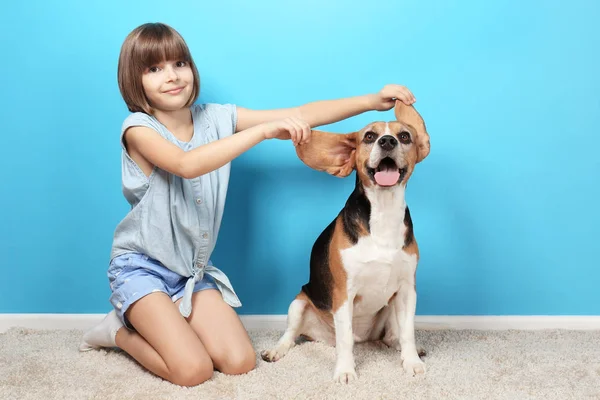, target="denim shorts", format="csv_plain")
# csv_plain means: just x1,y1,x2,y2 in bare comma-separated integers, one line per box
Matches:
108,252,218,329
